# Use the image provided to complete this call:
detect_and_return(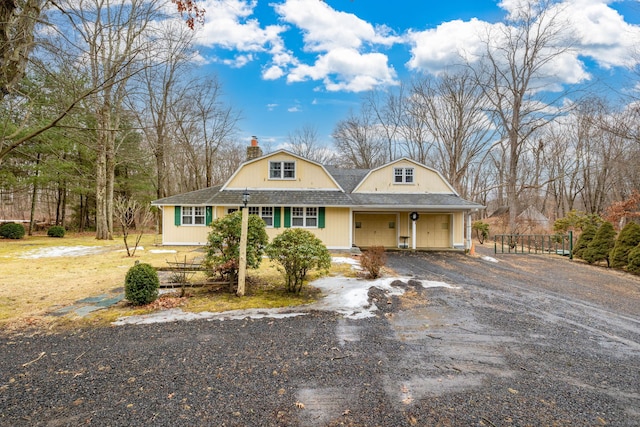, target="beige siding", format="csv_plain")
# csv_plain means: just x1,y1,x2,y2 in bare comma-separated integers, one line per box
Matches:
226,154,340,190
355,160,452,194
165,205,351,249
453,212,464,246
162,206,209,245
264,207,351,249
